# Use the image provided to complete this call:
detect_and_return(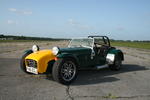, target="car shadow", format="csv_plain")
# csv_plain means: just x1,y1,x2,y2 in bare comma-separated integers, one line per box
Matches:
1,58,148,86
70,64,149,86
